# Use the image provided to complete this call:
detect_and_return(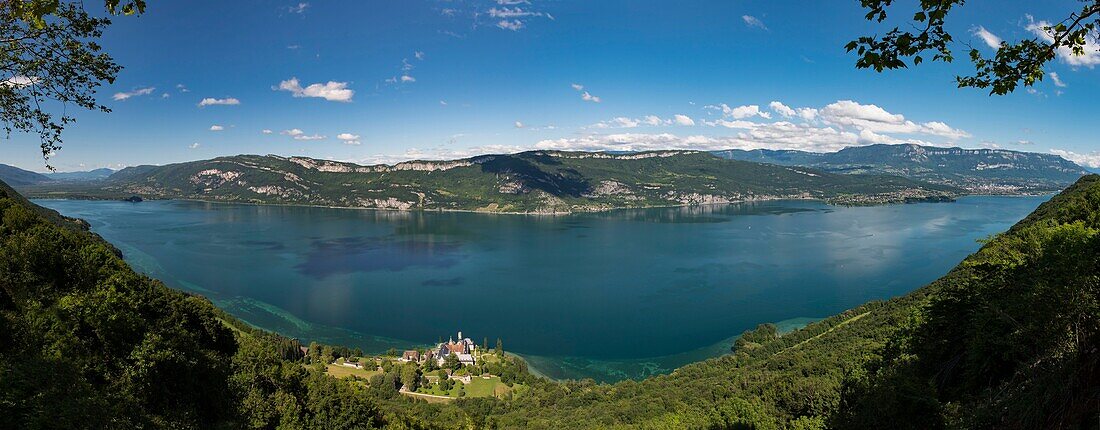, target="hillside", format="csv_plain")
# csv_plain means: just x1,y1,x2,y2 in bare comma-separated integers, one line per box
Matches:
0,164,51,186
18,151,958,212
713,143,1088,194
3,175,1097,429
